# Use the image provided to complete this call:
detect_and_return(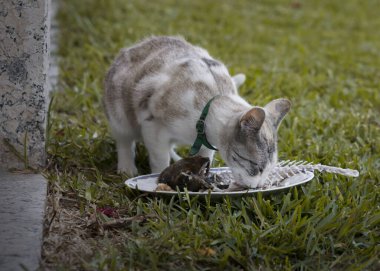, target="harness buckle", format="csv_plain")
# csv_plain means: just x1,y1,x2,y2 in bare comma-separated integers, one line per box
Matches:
196,119,206,134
